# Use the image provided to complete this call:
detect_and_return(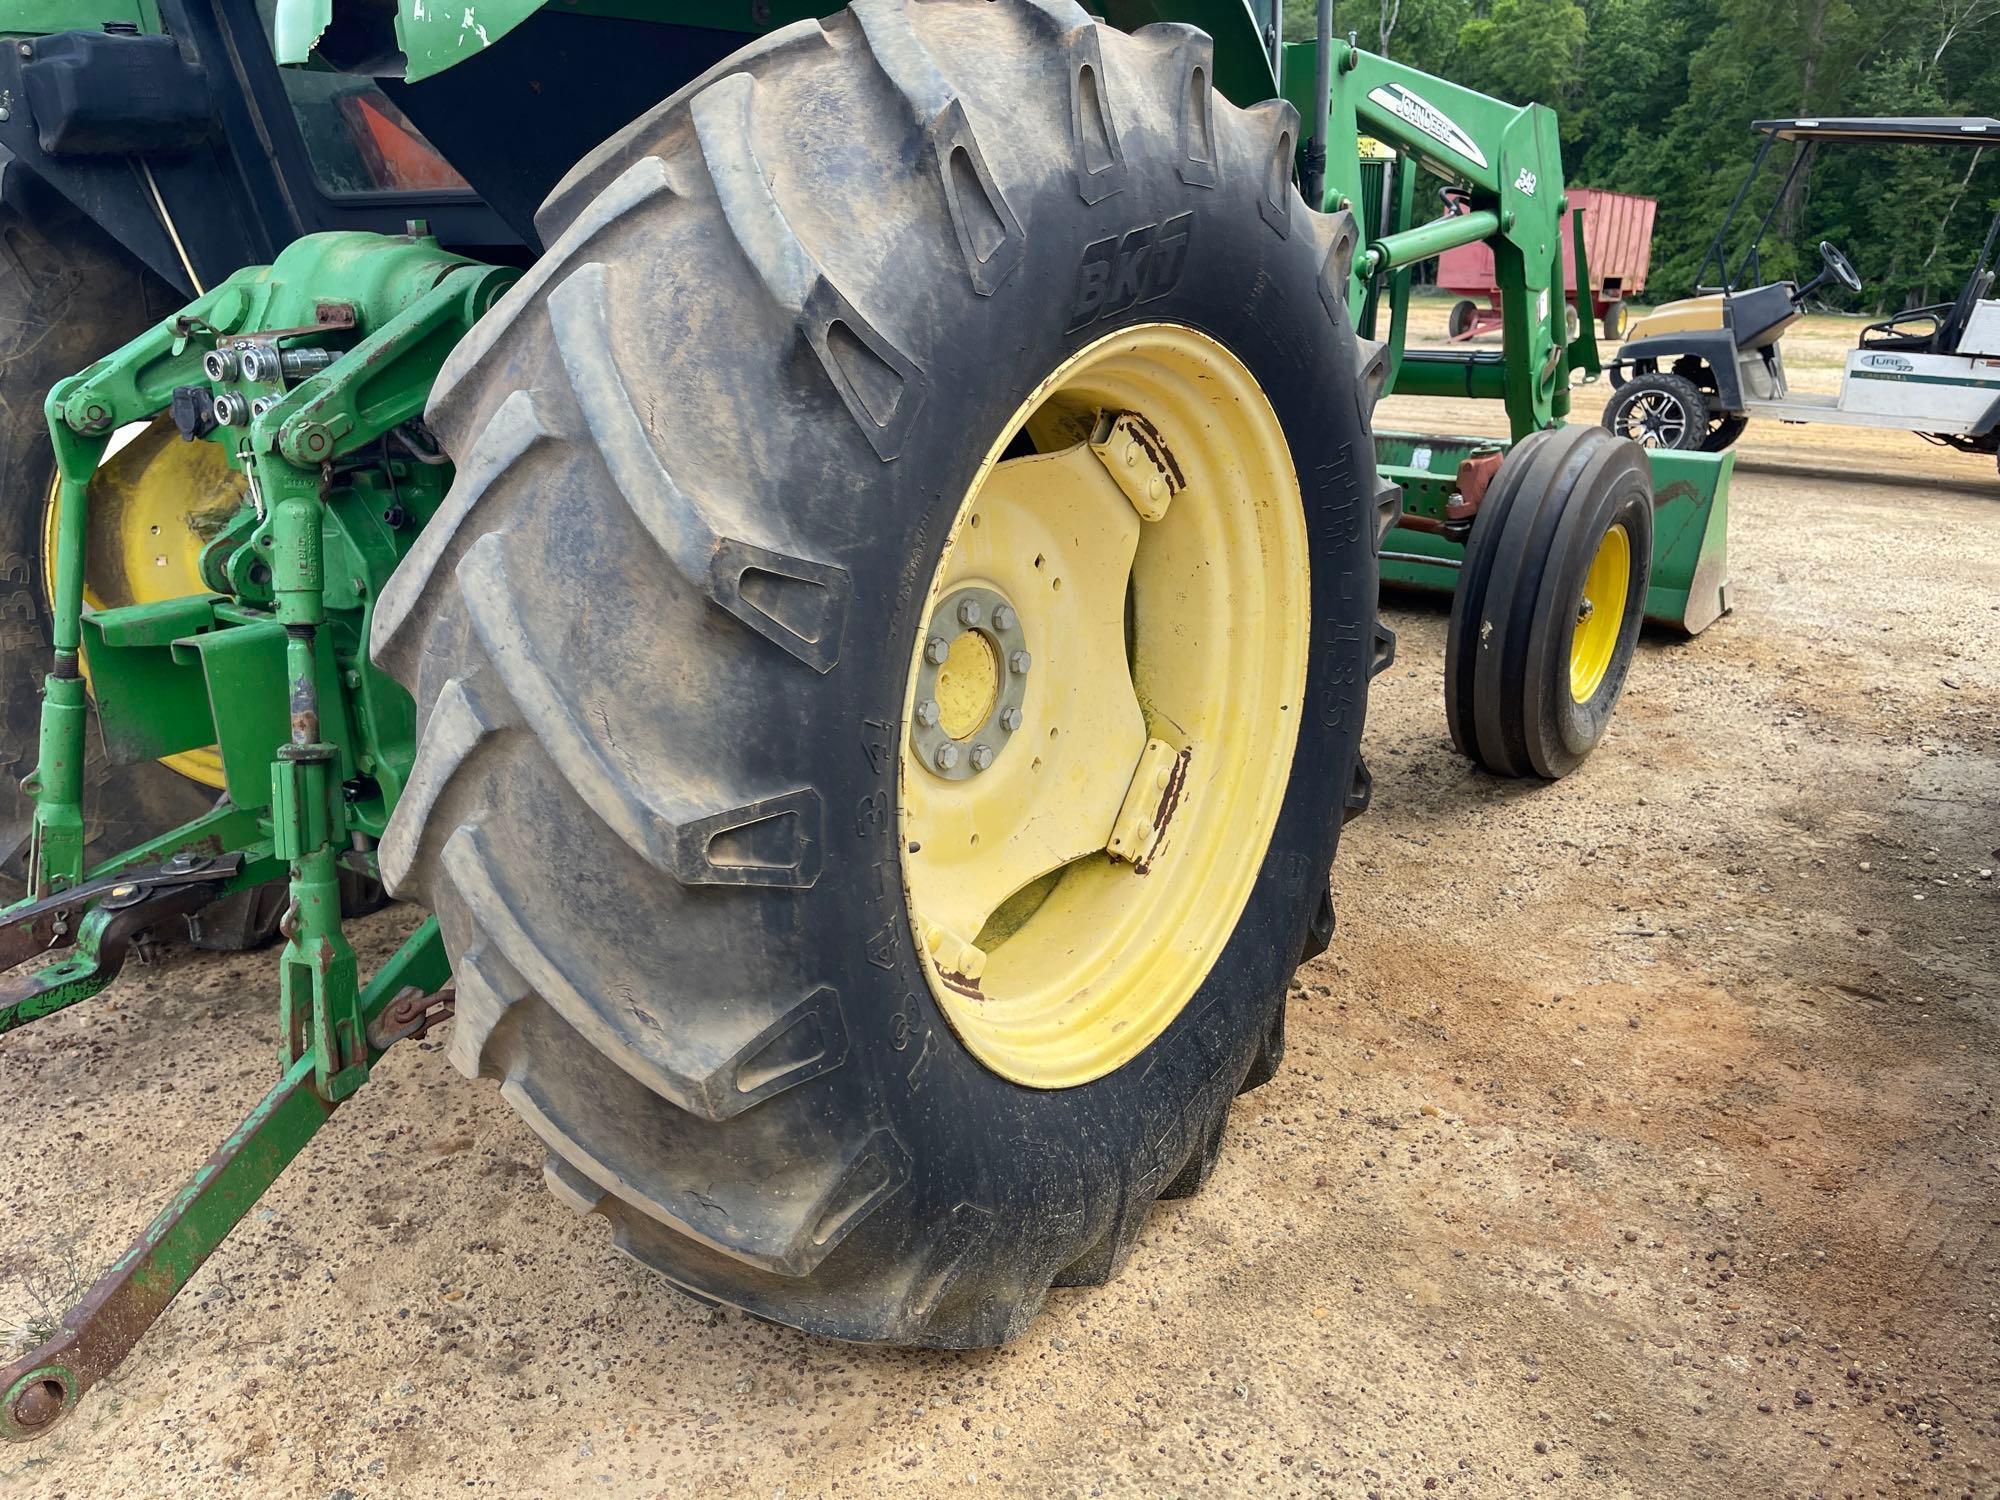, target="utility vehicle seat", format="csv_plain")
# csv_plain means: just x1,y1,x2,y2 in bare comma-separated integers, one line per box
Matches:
1860,269,1994,355
1859,307,1948,352
1722,282,1801,349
